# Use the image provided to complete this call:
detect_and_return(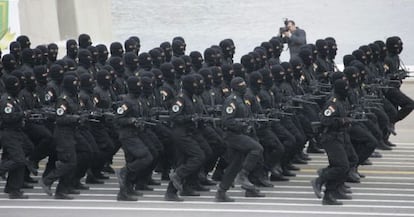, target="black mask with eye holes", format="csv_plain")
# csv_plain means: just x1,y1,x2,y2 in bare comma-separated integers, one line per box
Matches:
230,77,247,96
62,75,79,96
316,39,328,58
289,56,303,80
10,42,22,62
2,54,17,72
5,75,21,97
249,71,263,93
138,52,153,71
190,51,203,71
241,54,255,73
80,73,95,93
110,42,124,57
127,76,142,97
96,70,111,90
232,63,246,80
160,41,172,62
34,65,48,85
182,74,197,96
96,44,109,64
204,48,217,67
78,33,92,49
211,66,223,86
171,58,185,78
343,66,359,87
199,68,212,89
66,39,78,59
160,63,175,83
298,48,313,66
124,52,139,71
334,79,349,100
48,43,59,62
